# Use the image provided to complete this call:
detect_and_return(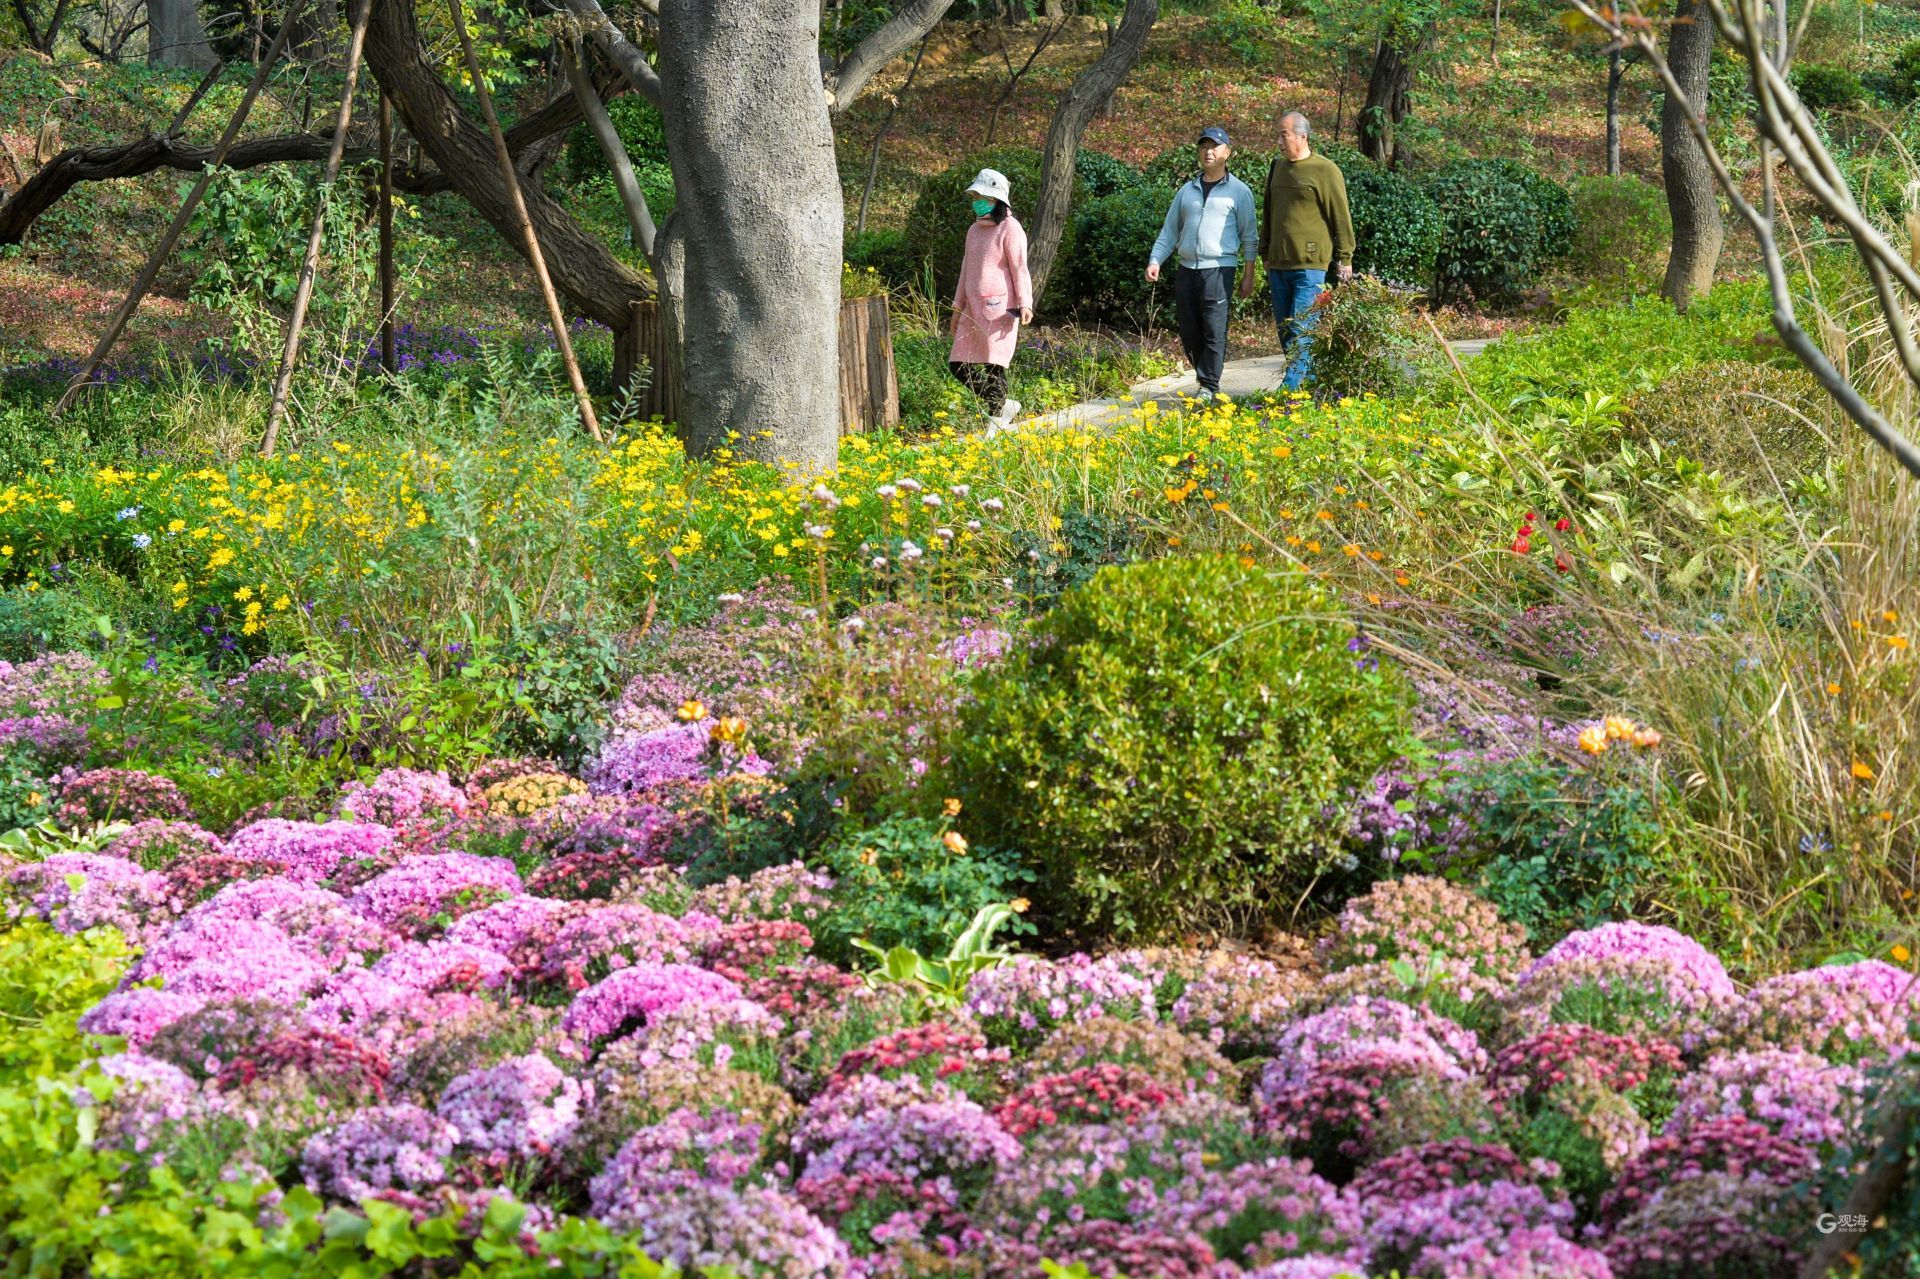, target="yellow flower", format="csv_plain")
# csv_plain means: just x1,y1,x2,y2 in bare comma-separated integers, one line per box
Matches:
1603,715,1635,741
709,716,749,746
1010,897,1031,914
677,699,707,722
1826,682,1842,696
1885,609,1900,623
1631,727,1662,749
1577,726,1609,754
858,847,880,867
1890,635,1909,651
1852,759,1876,781
1880,810,1894,822
1342,544,1360,557
942,830,969,855
943,797,962,818
1895,944,1912,965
